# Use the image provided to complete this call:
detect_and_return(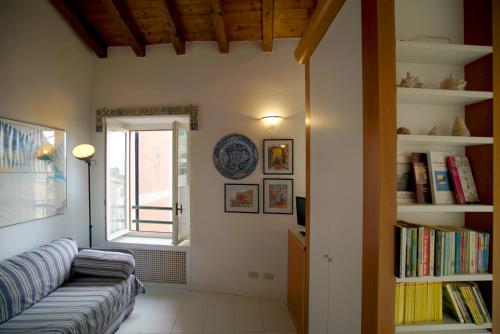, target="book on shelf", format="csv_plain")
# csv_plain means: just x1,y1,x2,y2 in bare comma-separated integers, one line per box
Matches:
411,153,433,204
396,221,490,278
398,154,416,204
404,152,480,206
427,152,455,204
443,282,491,325
447,155,480,204
395,282,443,325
